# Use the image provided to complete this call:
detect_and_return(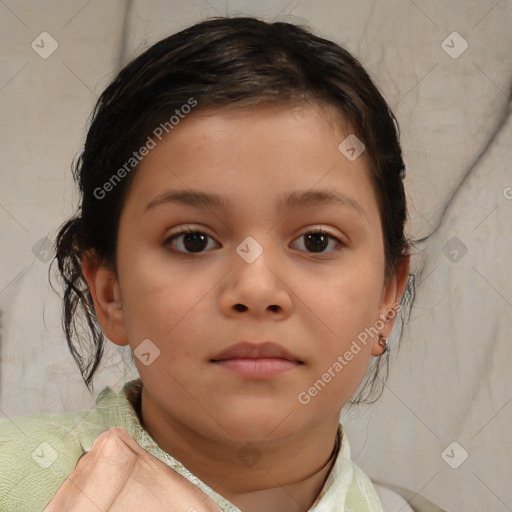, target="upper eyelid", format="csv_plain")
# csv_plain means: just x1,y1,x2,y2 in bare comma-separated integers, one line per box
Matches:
166,224,343,237
303,227,344,240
